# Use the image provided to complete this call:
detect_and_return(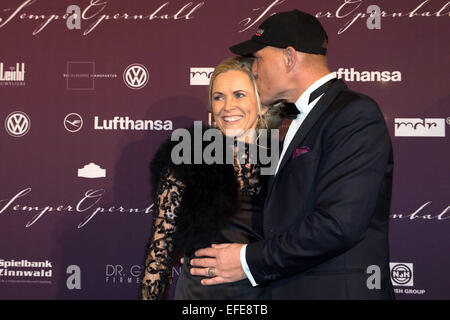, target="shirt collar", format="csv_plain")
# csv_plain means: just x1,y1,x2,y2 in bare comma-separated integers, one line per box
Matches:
294,72,337,114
